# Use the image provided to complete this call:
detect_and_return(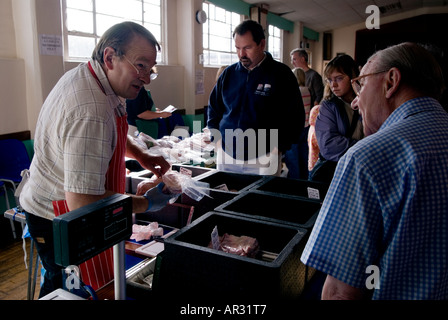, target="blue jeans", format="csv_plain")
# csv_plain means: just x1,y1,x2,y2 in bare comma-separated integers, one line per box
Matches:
284,126,310,180
24,211,64,298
